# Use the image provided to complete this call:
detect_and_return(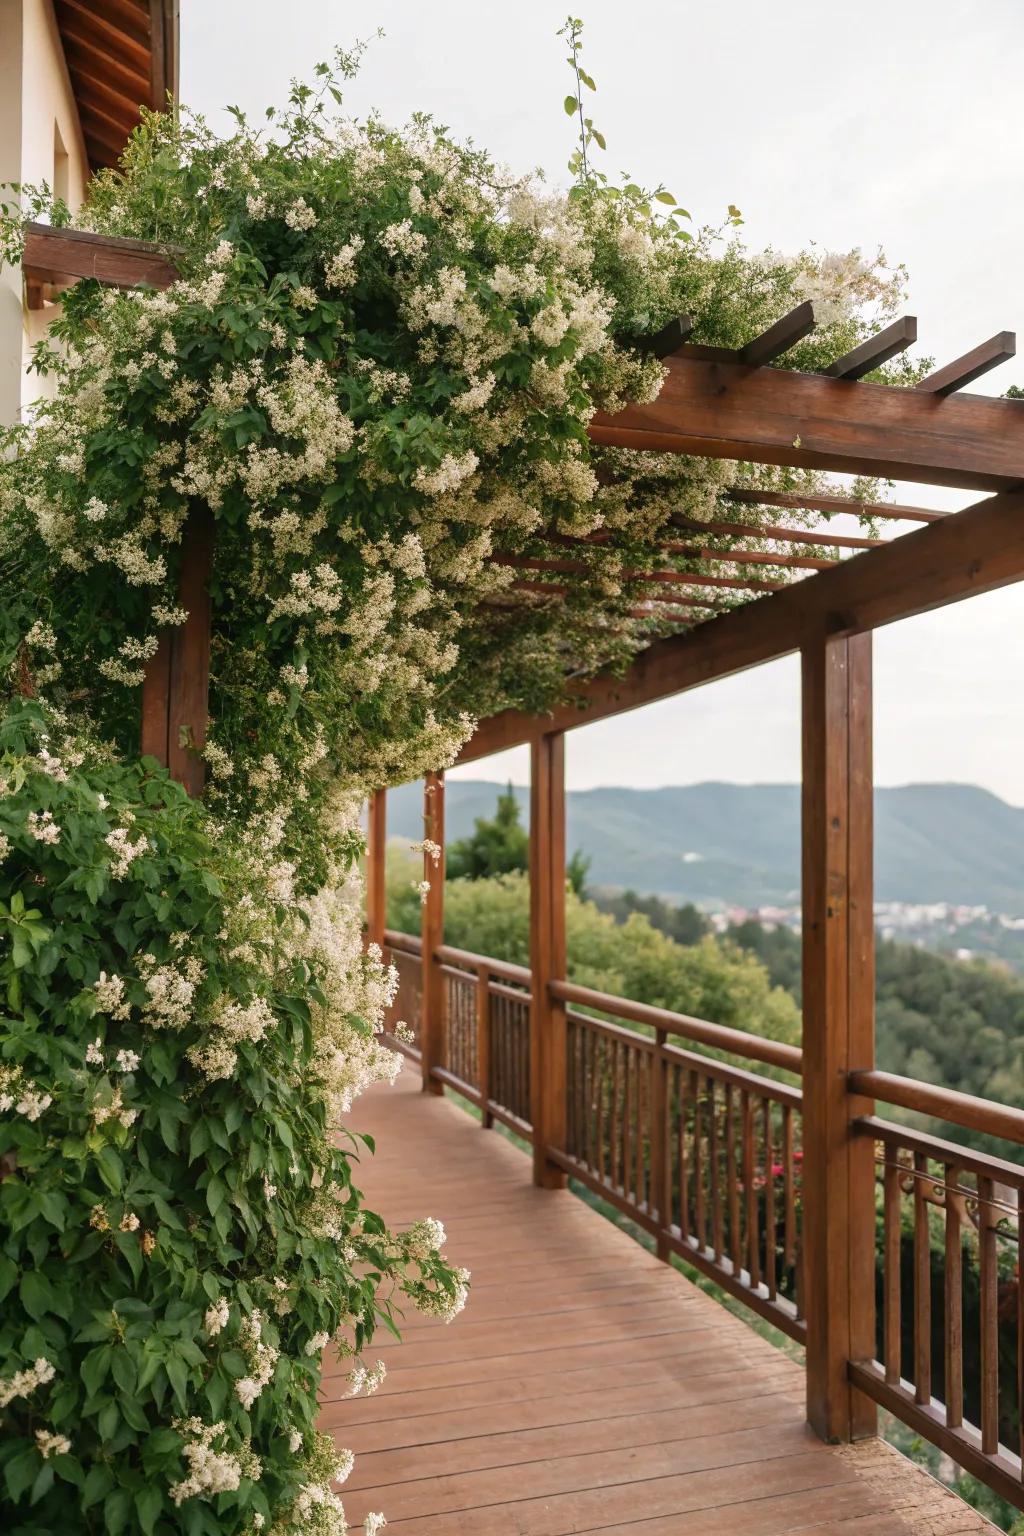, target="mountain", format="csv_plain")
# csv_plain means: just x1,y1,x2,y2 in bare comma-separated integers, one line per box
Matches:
384,779,1024,914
